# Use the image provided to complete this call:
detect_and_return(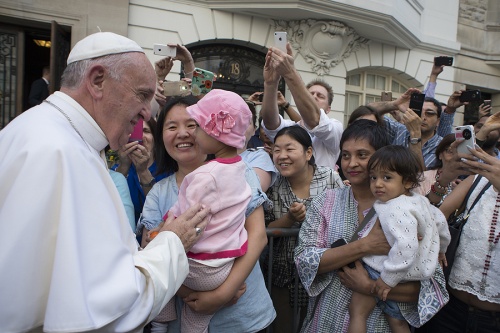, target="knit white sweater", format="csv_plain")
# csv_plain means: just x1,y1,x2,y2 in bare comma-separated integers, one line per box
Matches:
361,193,450,287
